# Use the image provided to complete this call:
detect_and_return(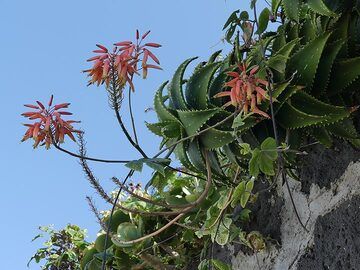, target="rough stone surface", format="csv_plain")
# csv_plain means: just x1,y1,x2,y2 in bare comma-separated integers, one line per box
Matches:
298,140,360,194
297,196,360,270
230,161,360,270
244,181,284,244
